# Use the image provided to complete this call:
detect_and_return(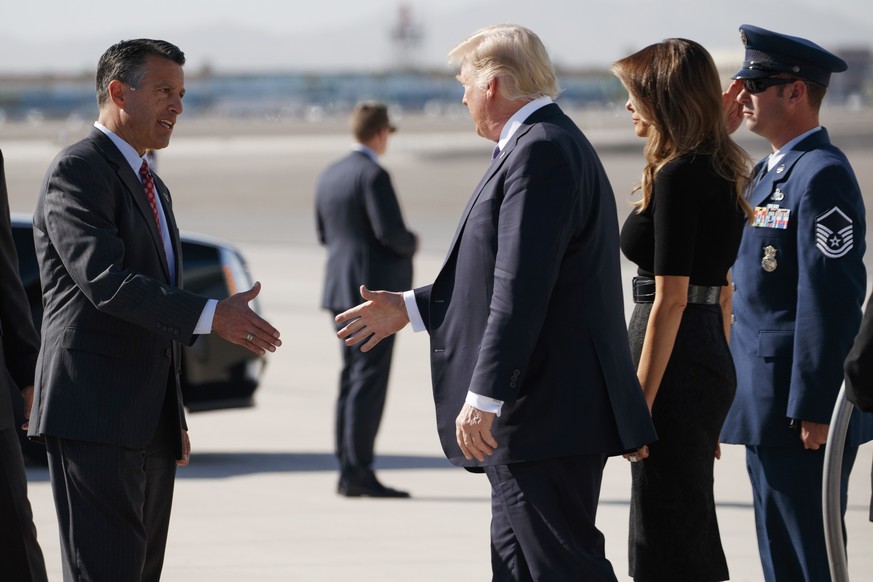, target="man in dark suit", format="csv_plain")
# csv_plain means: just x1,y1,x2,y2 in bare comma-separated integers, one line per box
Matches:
846,291,873,522
720,24,872,581
0,150,49,582
316,102,417,498
29,39,281,581
336,24,656,580
847,296,873,413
